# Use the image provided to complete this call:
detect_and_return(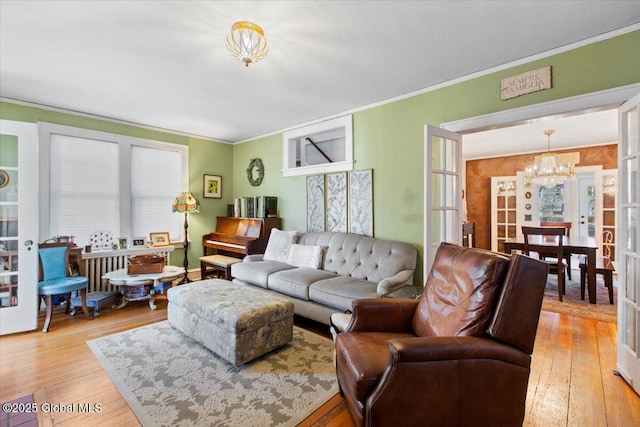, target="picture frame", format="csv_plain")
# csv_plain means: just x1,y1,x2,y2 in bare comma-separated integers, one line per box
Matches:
132,237,146,247
306,174,326,232
326,172,347,233
348,169,374,237
149,232,170,247
118,237,128,249
203,174,222,198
